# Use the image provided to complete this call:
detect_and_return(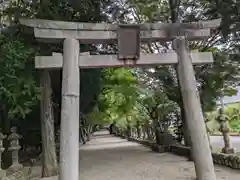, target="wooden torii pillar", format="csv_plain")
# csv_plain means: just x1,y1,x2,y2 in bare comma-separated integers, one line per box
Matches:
20,18,220,180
